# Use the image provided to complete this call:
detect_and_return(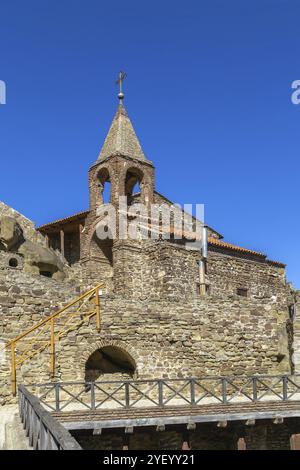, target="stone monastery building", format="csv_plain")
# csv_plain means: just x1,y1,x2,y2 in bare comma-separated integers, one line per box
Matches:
0,88,300,450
